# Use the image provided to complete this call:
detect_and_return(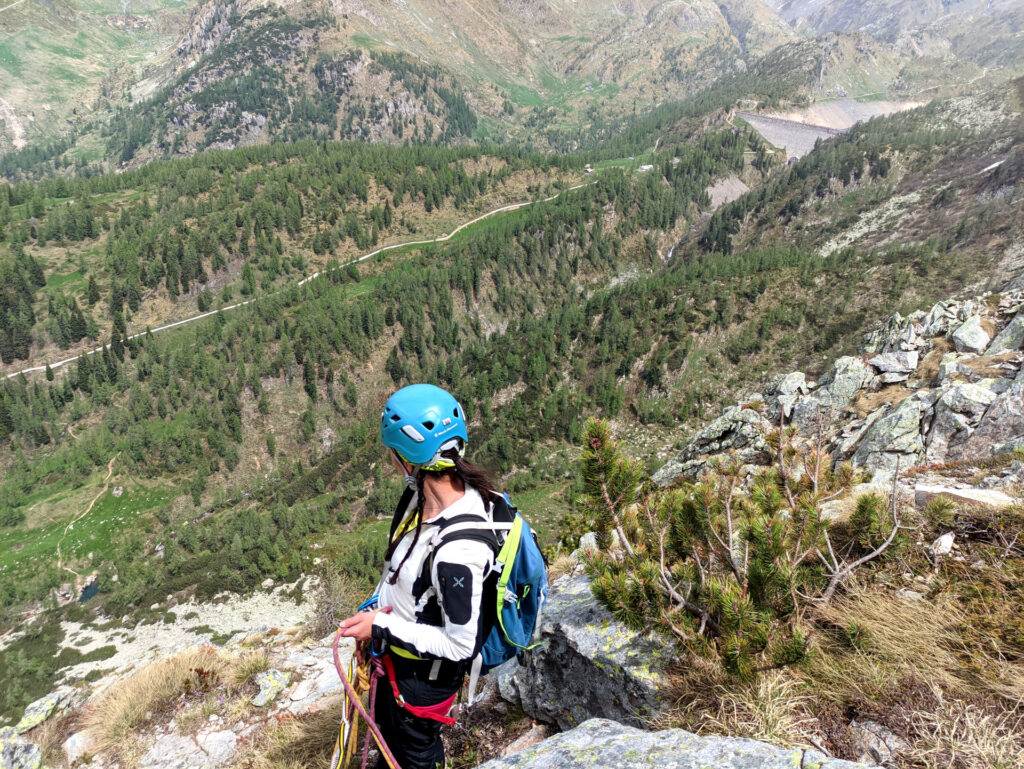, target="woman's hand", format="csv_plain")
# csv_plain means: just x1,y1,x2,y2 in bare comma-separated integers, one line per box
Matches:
339,610,378,642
